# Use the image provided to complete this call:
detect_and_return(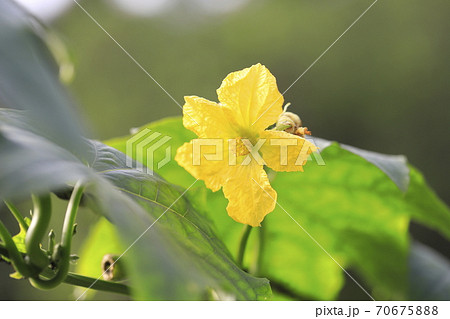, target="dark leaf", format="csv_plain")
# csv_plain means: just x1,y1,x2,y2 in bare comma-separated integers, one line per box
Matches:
408,241,450,300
